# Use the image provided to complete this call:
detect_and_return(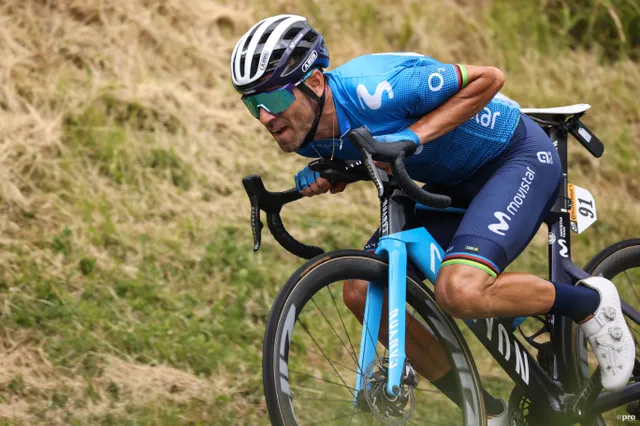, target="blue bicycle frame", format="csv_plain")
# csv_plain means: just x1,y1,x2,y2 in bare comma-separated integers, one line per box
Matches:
355,227,443,398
